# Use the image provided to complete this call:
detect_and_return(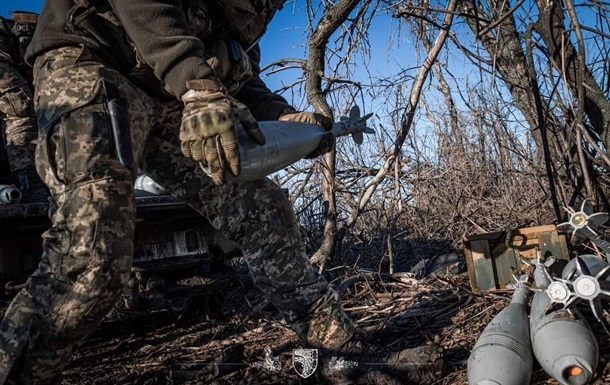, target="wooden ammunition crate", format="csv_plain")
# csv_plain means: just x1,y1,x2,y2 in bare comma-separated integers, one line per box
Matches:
463,225,569,293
